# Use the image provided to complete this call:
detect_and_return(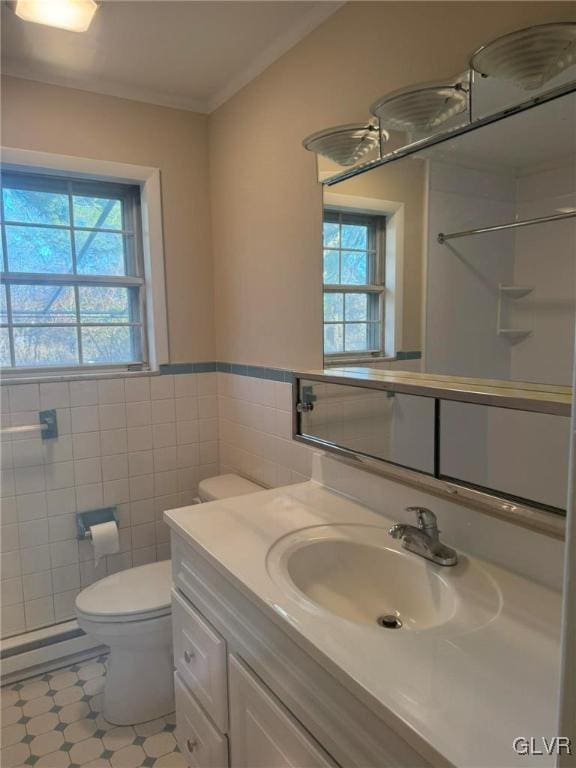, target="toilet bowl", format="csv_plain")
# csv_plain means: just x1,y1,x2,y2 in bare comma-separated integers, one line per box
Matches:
75,473,262,725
